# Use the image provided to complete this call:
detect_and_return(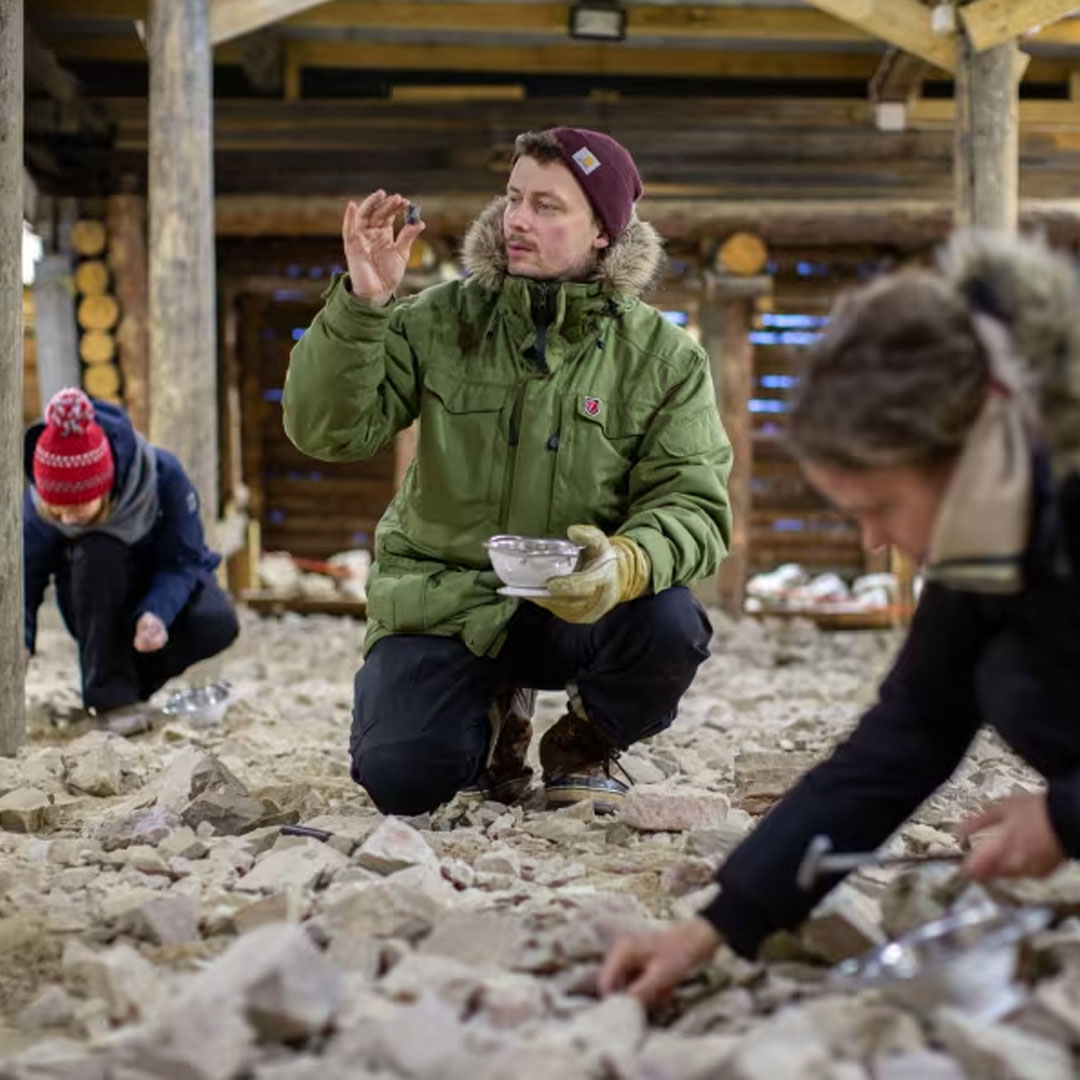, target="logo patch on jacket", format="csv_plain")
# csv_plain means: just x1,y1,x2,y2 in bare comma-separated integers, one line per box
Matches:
583,396,602,417
572,147,601,175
